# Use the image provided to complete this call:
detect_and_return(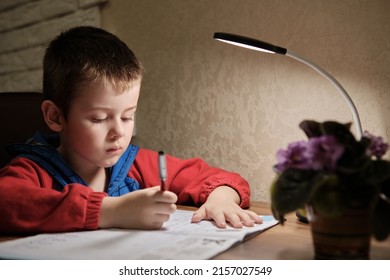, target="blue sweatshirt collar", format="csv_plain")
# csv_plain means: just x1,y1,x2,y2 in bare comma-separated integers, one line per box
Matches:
7,132,140,196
